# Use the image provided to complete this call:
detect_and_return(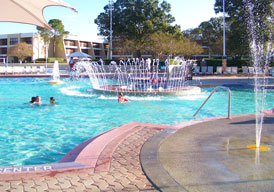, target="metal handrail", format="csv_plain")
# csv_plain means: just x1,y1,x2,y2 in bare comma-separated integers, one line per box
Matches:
193,86,231,119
